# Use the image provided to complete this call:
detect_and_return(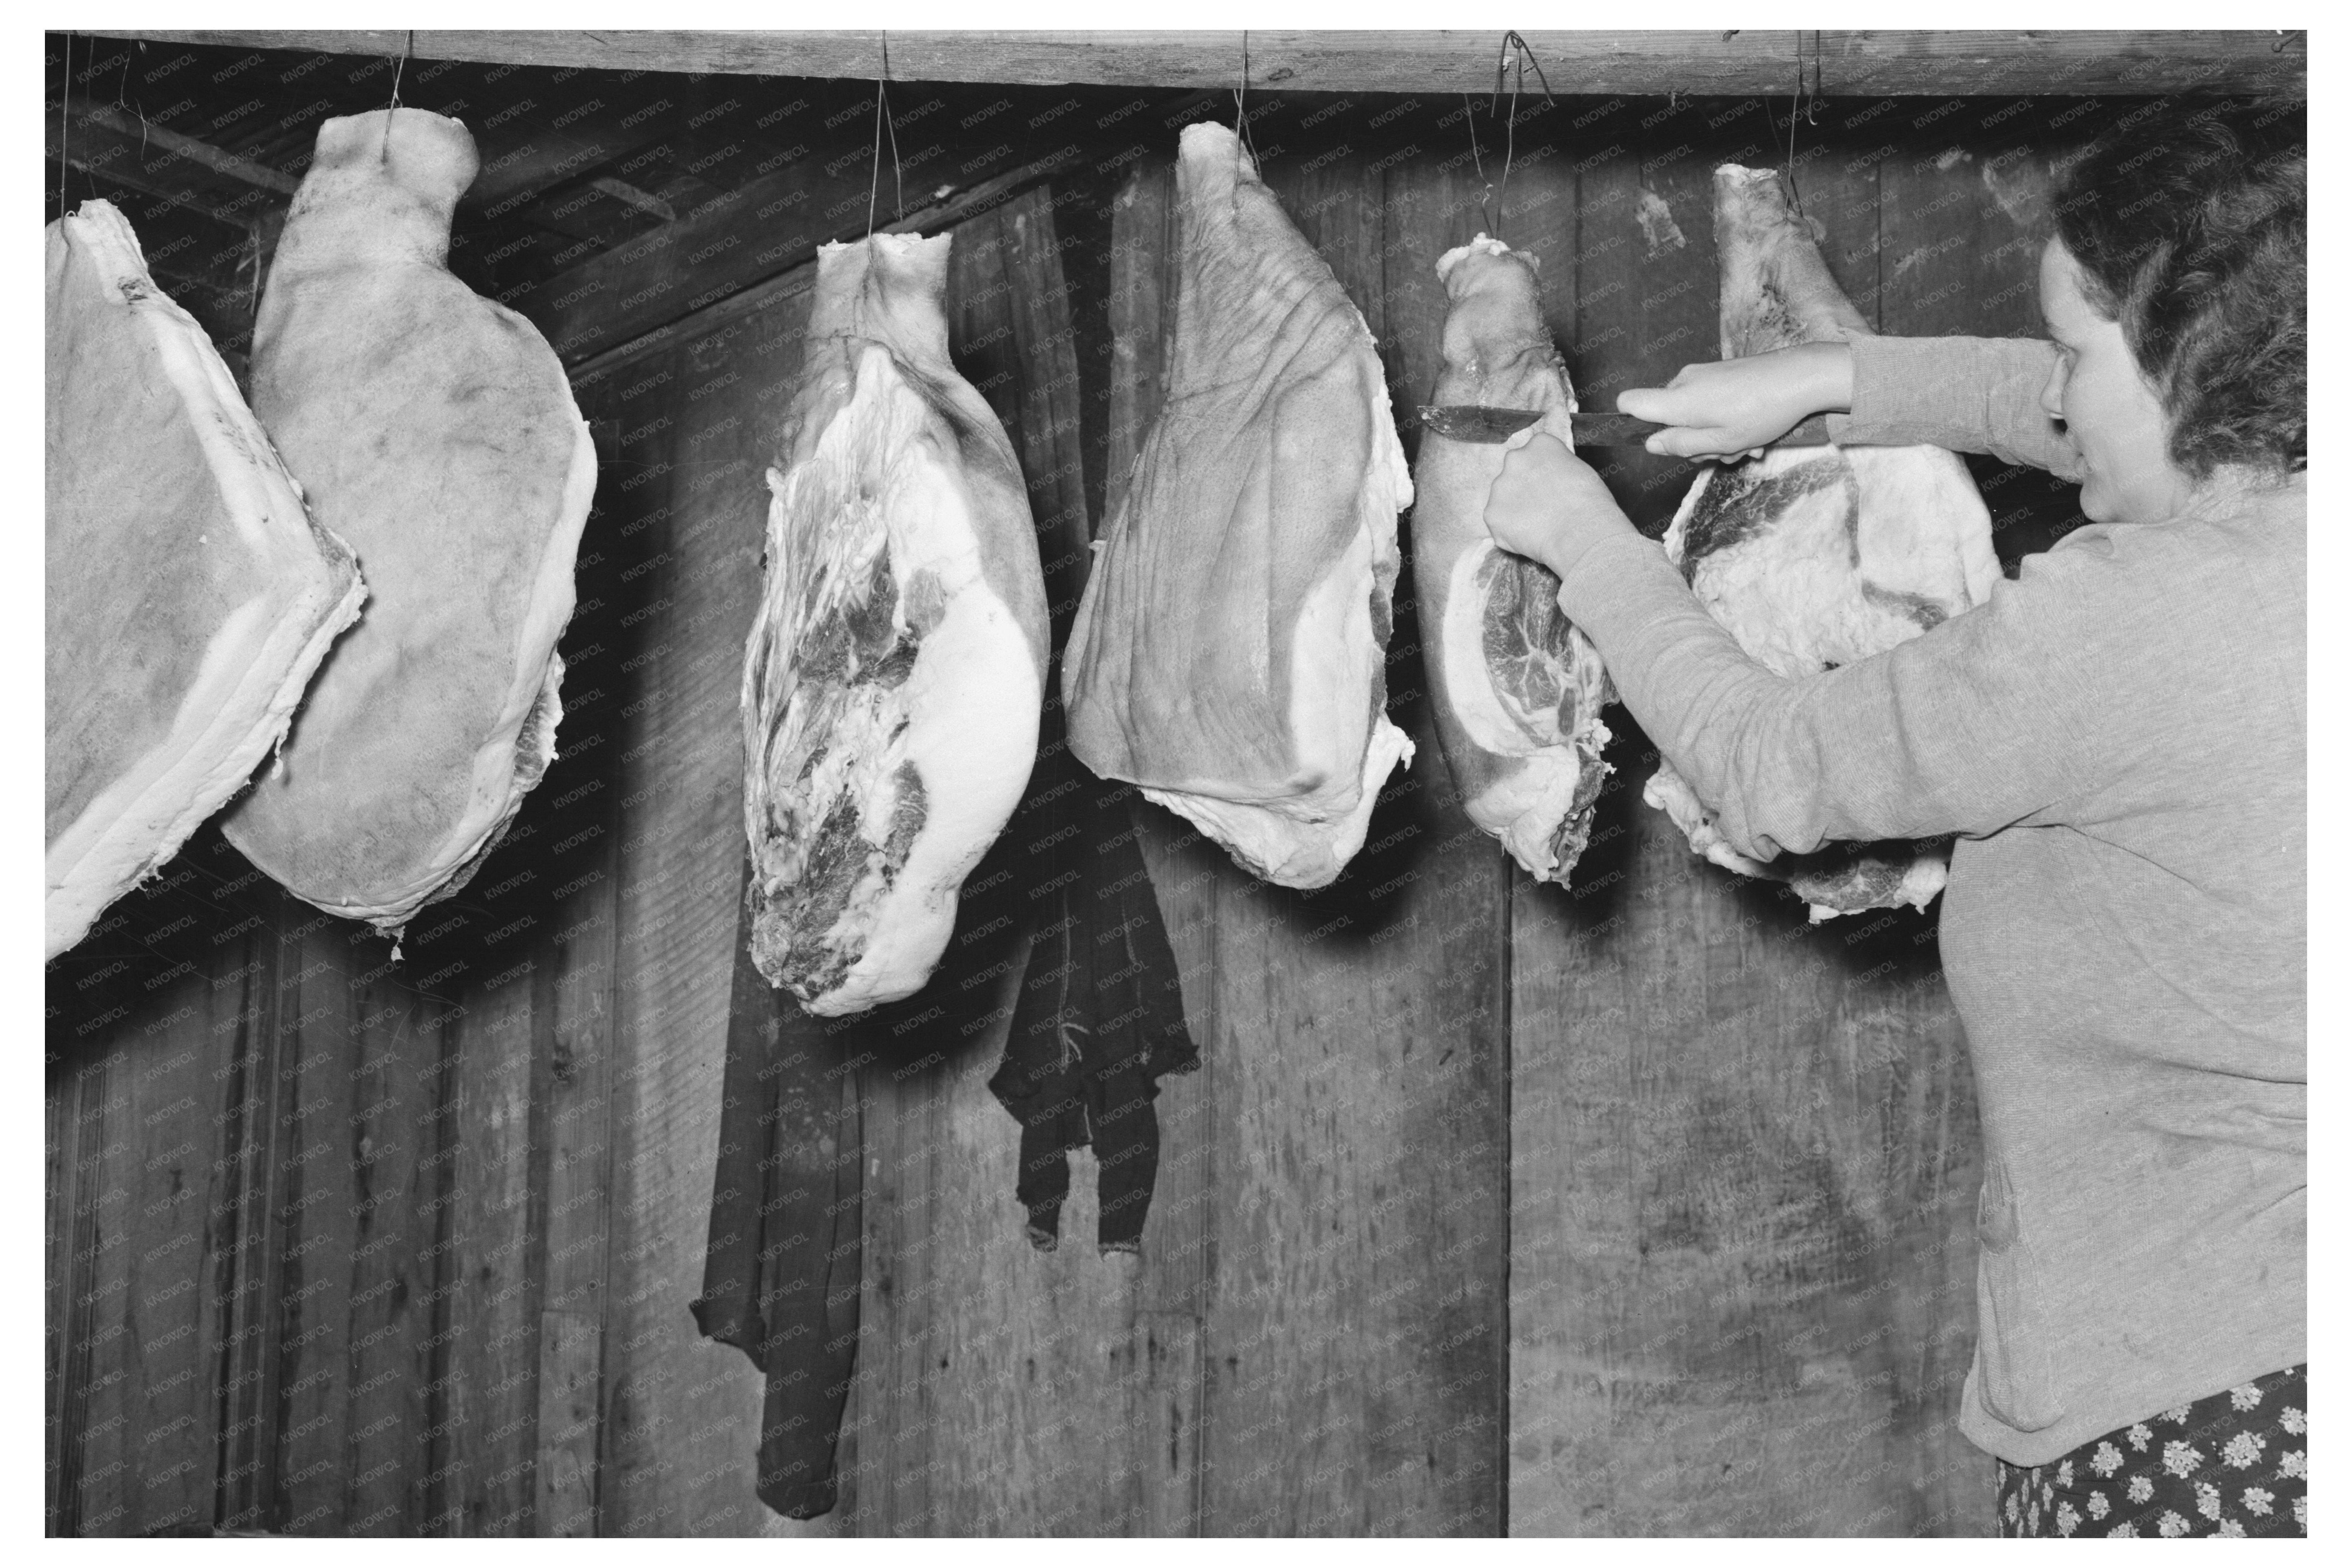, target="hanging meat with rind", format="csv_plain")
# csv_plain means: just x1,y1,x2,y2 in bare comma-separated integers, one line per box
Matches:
221,109,595,938
743,234,1048,1016
1412,235,1613,884
1651,165,2000,920
45,200,365,959
1063,121,1413,889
